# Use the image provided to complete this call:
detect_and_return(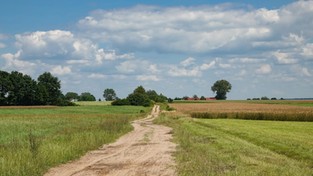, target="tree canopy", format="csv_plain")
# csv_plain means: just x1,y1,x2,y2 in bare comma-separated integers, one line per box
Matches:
65,92,79,101
79,92,96,101
211,80,232,100
37,72,62,105
0,70,68,105
103,88,117,101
